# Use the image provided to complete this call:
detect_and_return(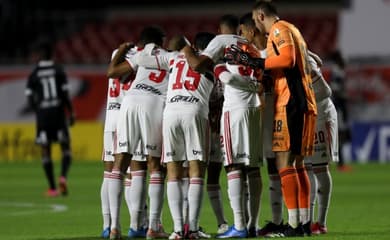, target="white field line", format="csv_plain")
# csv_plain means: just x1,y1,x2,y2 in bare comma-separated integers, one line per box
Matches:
0,201,68,216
